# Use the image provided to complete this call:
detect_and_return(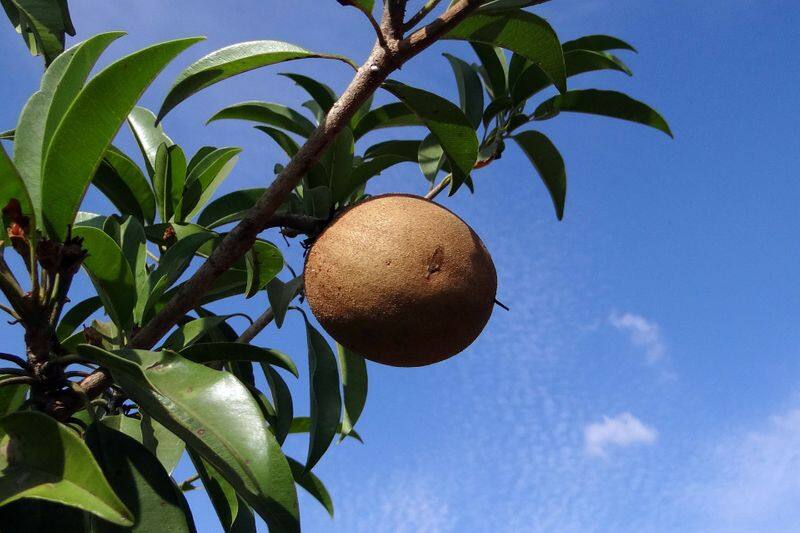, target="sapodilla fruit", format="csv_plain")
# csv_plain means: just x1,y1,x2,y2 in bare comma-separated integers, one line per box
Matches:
304,194,497,367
